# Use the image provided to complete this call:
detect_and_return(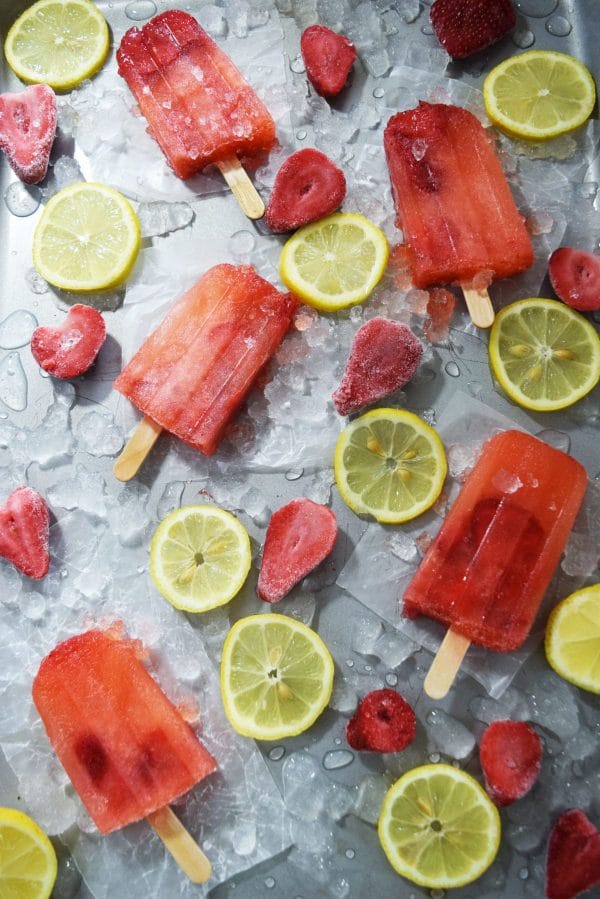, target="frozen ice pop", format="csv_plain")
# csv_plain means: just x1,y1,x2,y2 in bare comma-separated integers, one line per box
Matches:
384,102,534,326
113,264,297,479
